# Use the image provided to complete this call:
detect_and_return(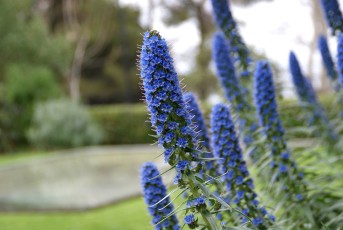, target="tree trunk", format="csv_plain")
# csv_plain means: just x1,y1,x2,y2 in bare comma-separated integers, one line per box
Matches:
70,35,87,102
309,0,329,91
